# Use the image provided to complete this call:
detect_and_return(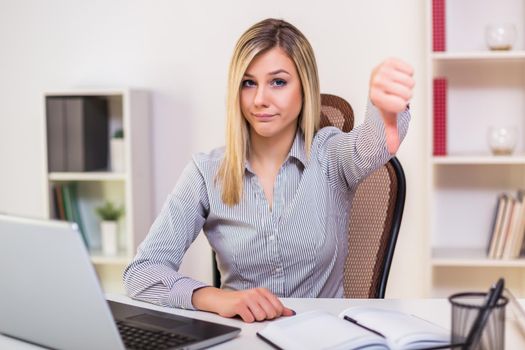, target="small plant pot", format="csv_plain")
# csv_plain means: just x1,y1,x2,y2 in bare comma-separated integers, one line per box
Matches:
110,138,125,172
100,220,118,256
